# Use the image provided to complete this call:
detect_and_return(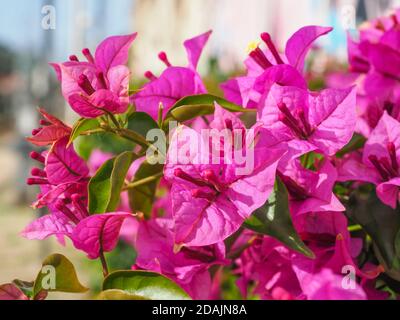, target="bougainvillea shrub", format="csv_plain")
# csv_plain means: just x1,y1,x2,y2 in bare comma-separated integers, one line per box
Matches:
3,10,400,301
